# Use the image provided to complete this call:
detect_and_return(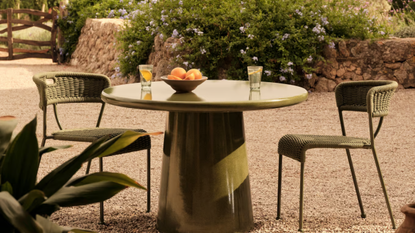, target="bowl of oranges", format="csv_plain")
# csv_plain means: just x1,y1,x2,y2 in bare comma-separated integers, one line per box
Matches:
161,67,208,93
